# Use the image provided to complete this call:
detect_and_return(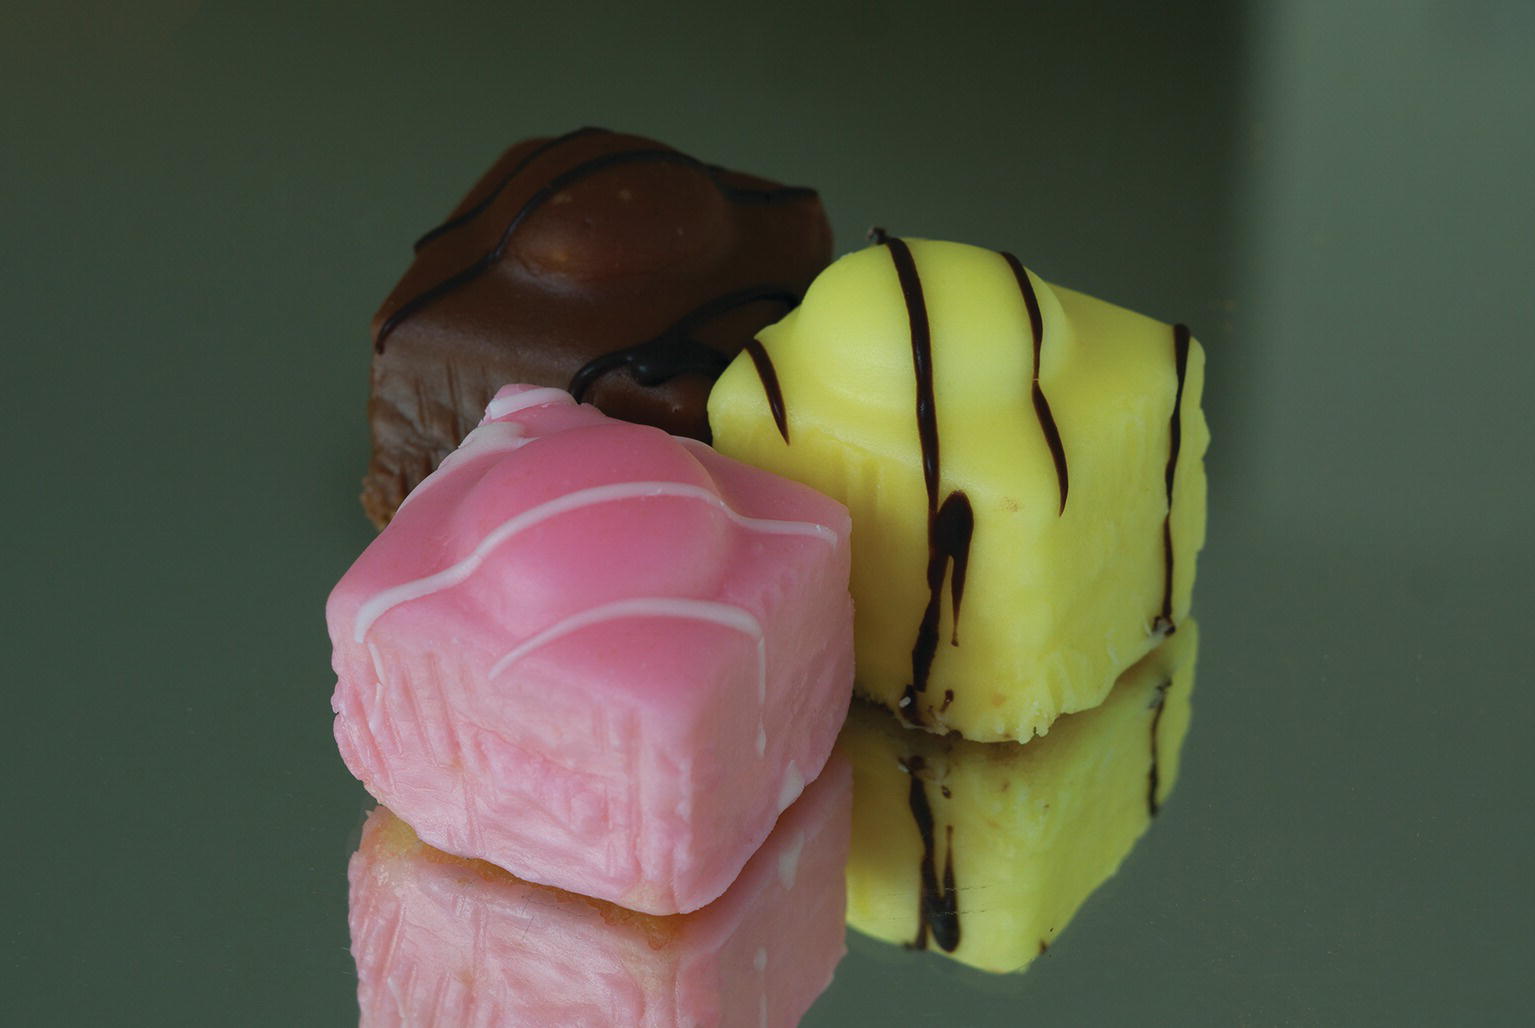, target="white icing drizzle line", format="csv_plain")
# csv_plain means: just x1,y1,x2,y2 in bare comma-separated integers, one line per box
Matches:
394,421,531,515
354,481,839,643
483,386,573,422
398,389,572,514
486,596,765,695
